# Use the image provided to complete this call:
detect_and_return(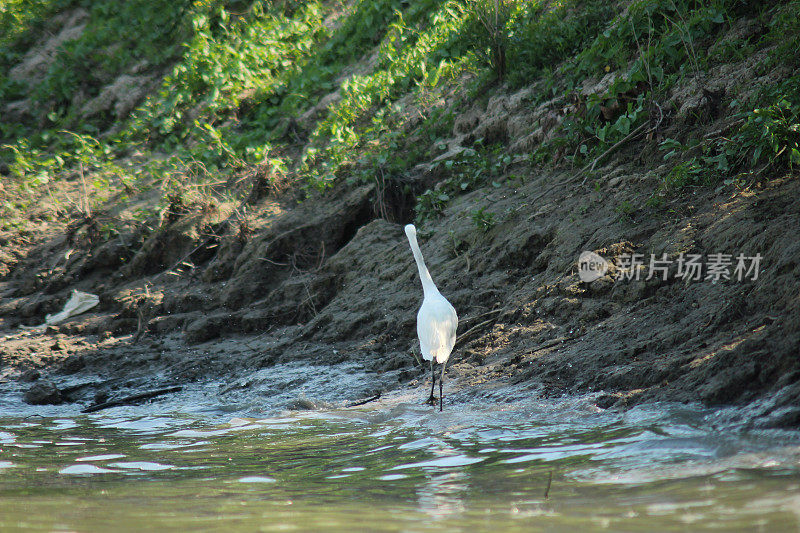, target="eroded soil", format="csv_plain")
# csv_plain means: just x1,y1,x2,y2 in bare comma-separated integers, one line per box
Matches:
2,155,798,426
1,10,799,425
